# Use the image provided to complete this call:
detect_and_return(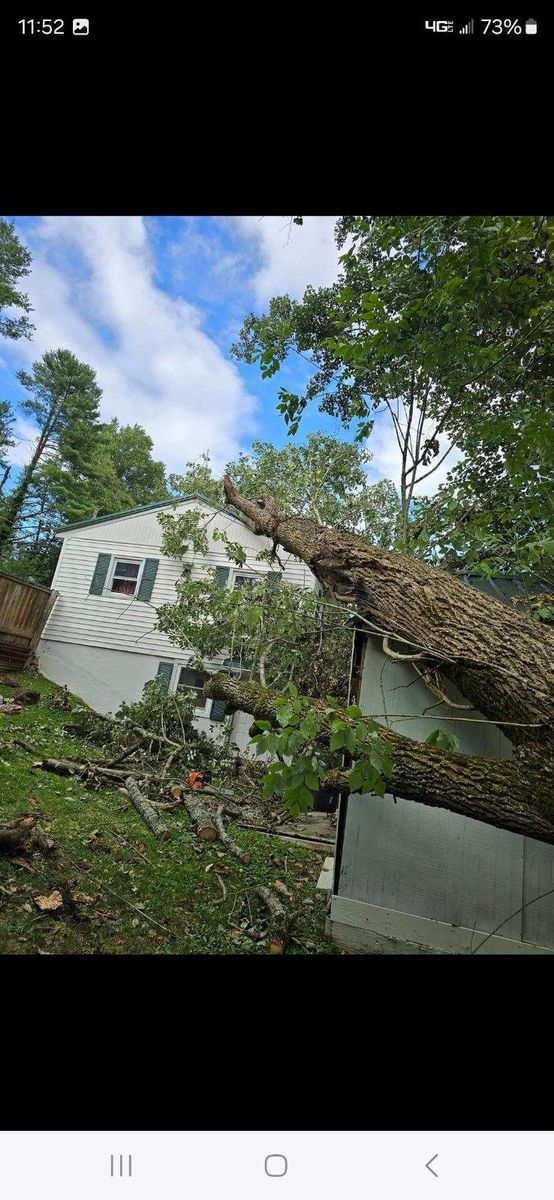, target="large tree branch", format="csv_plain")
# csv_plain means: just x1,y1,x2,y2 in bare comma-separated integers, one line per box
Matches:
222,475,554,766
204,673,554,846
